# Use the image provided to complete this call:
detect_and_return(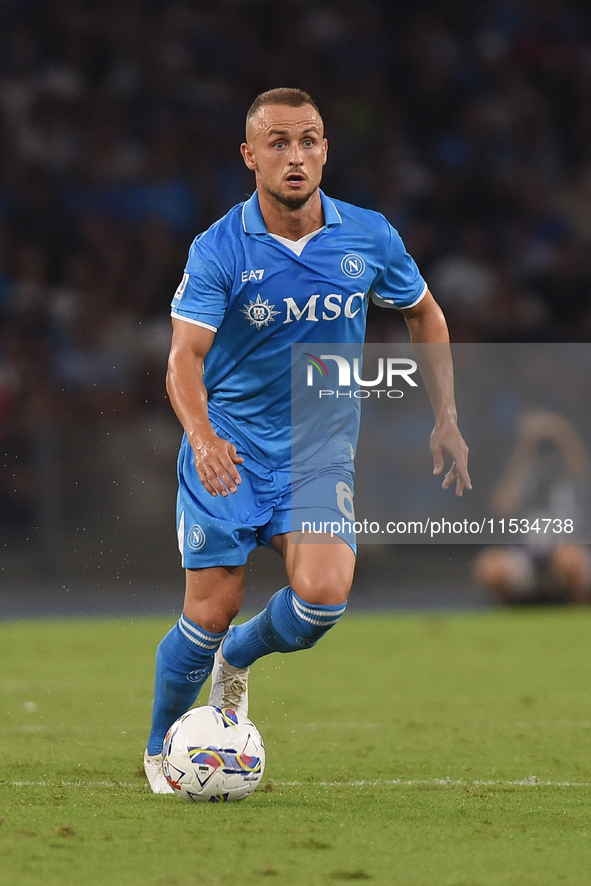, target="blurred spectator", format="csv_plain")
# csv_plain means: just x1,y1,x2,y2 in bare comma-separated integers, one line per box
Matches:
2,0,591,547
474,411,591,604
